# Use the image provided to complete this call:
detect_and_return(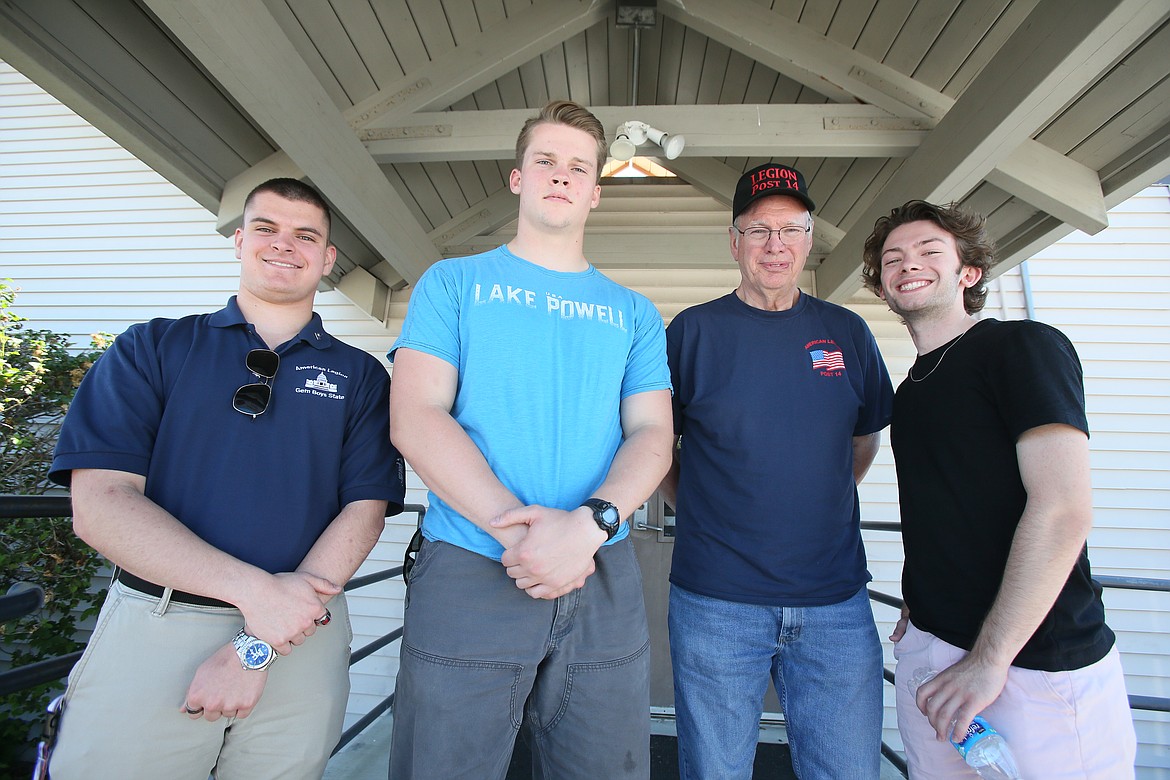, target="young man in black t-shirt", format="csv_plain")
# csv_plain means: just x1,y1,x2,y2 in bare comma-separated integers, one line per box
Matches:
862,200,1134,778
